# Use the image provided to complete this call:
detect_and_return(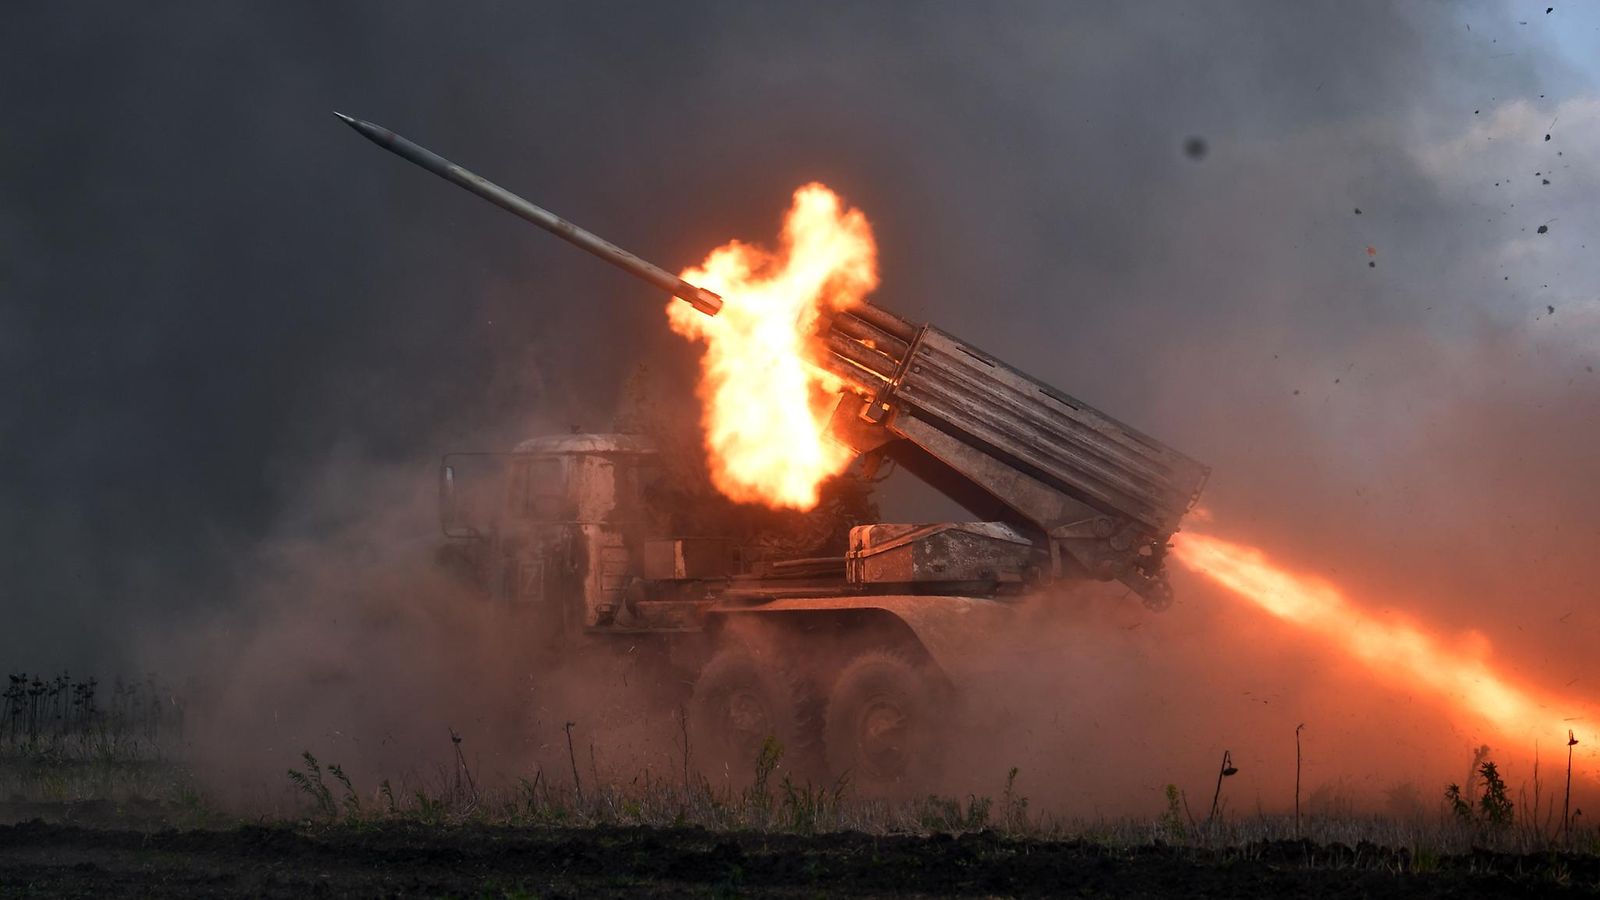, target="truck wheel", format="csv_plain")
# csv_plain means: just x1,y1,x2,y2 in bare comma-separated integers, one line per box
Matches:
687,649,817,786
824,652,942,798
